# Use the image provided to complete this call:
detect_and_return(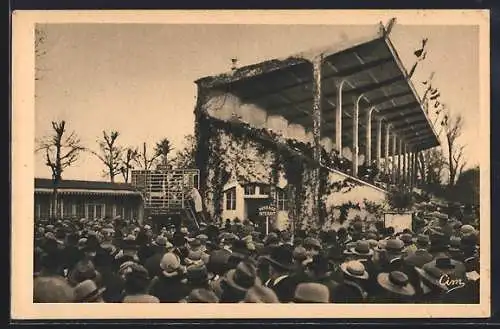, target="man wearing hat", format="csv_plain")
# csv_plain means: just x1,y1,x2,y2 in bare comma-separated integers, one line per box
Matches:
149,252,189,303
144,235,173,278
375,271,416,303
220,260,260,302
182,264,211,294
113,234,140,270
121,263,159,303
293,282,330,303
34,275,75,303
403,234,433,269
302,253,341,302
73,279,106,303
262,245,302,302
243,284,280,303
335,260,369,303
